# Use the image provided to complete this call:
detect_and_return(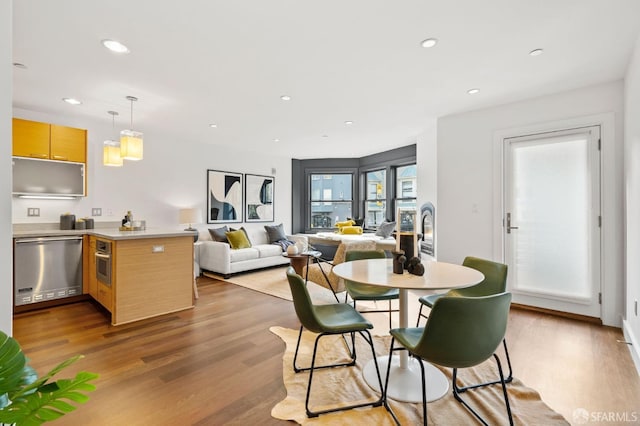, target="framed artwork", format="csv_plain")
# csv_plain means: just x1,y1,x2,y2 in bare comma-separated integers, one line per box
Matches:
207,170,243,223
245,174,274,222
